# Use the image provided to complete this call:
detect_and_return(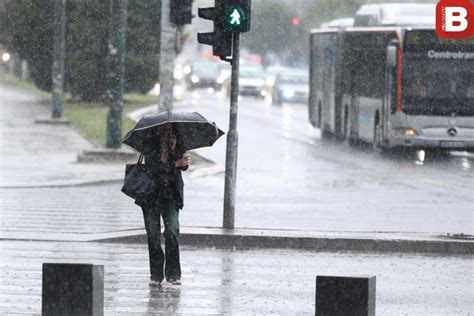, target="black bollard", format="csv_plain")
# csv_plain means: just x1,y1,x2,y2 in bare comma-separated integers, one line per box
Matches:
42,263,104,316
315,275,376,316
